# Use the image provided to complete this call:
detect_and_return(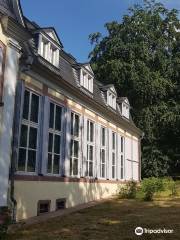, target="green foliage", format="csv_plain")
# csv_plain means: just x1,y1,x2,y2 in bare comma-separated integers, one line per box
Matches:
119,181,138,199
162,177,177,196
141,177,164,201
89,0,180,177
